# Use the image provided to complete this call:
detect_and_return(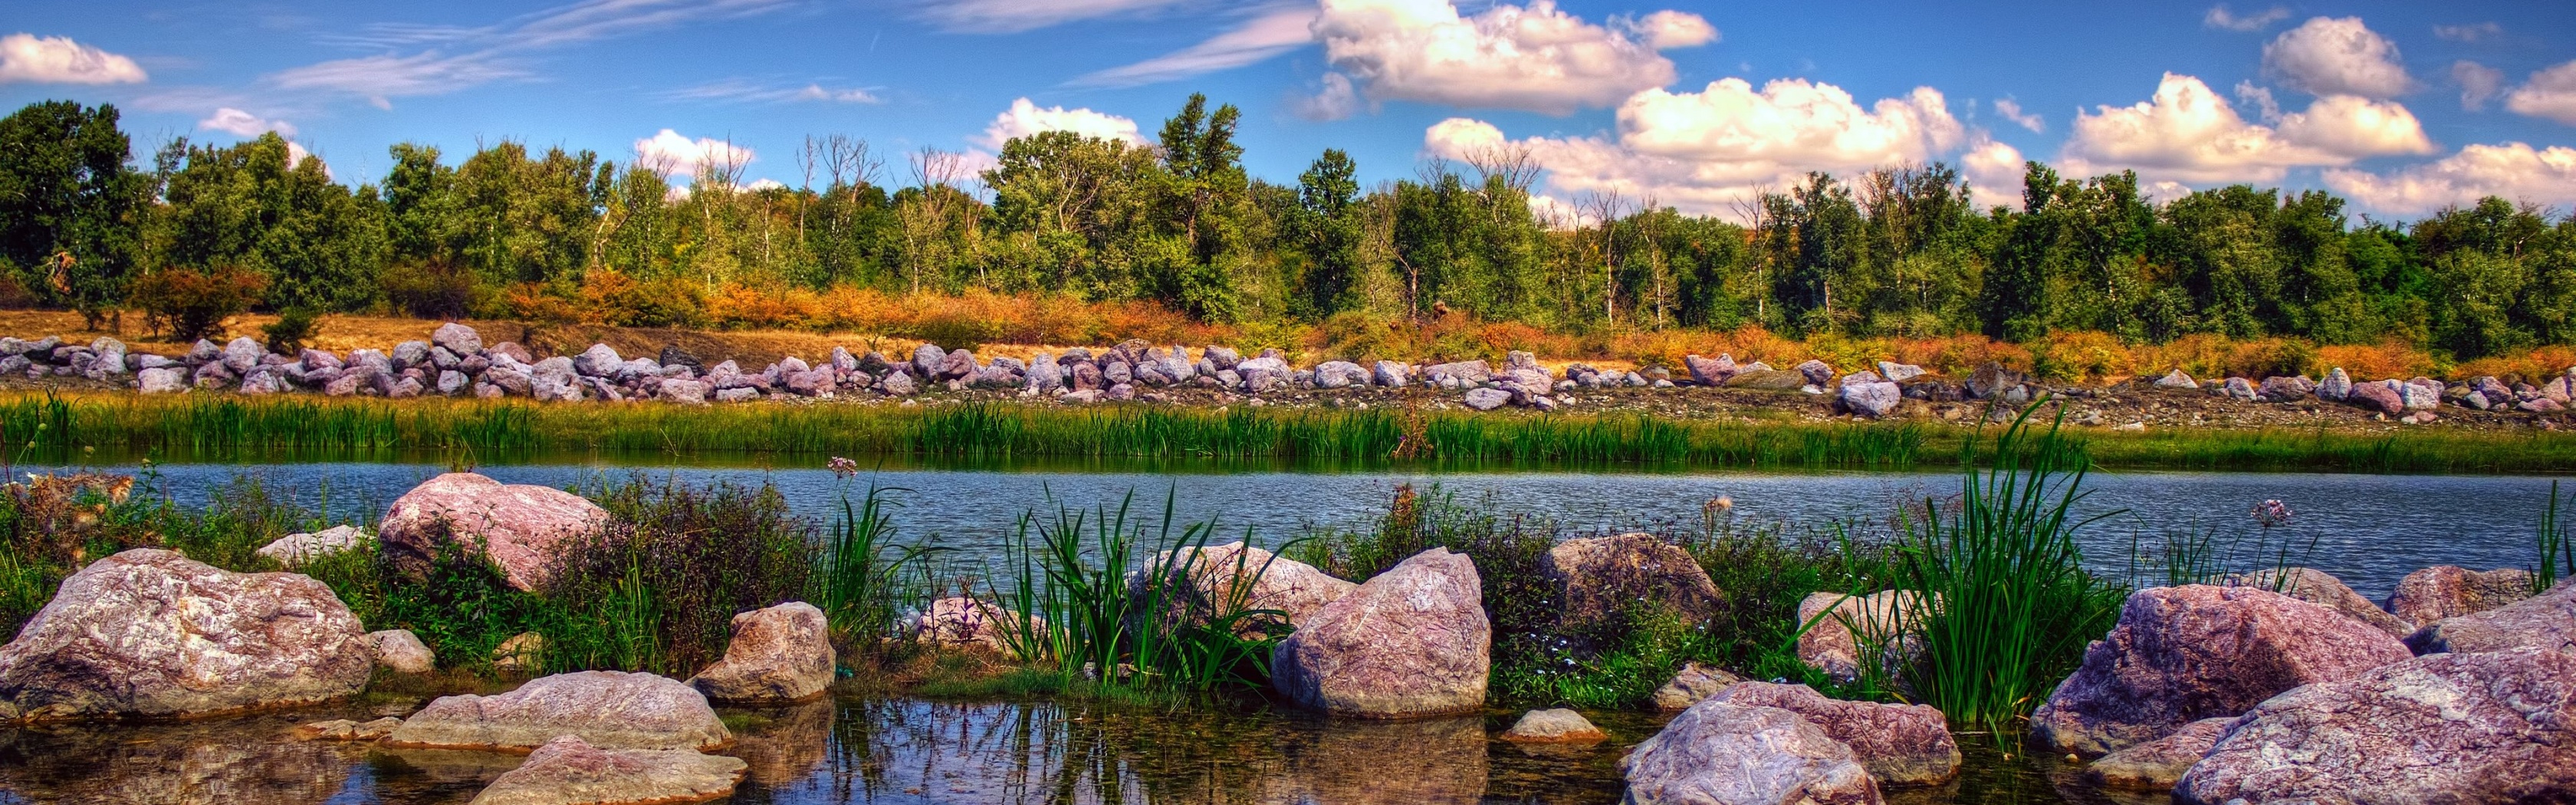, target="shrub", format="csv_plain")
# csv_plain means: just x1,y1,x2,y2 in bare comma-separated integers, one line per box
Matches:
2029,330,2132,383
705,283,820,330
540,476,817,676
579,270,703,328
383,260,477,319
128,264,267,342
262,309,319,355
2317,340,2443,382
